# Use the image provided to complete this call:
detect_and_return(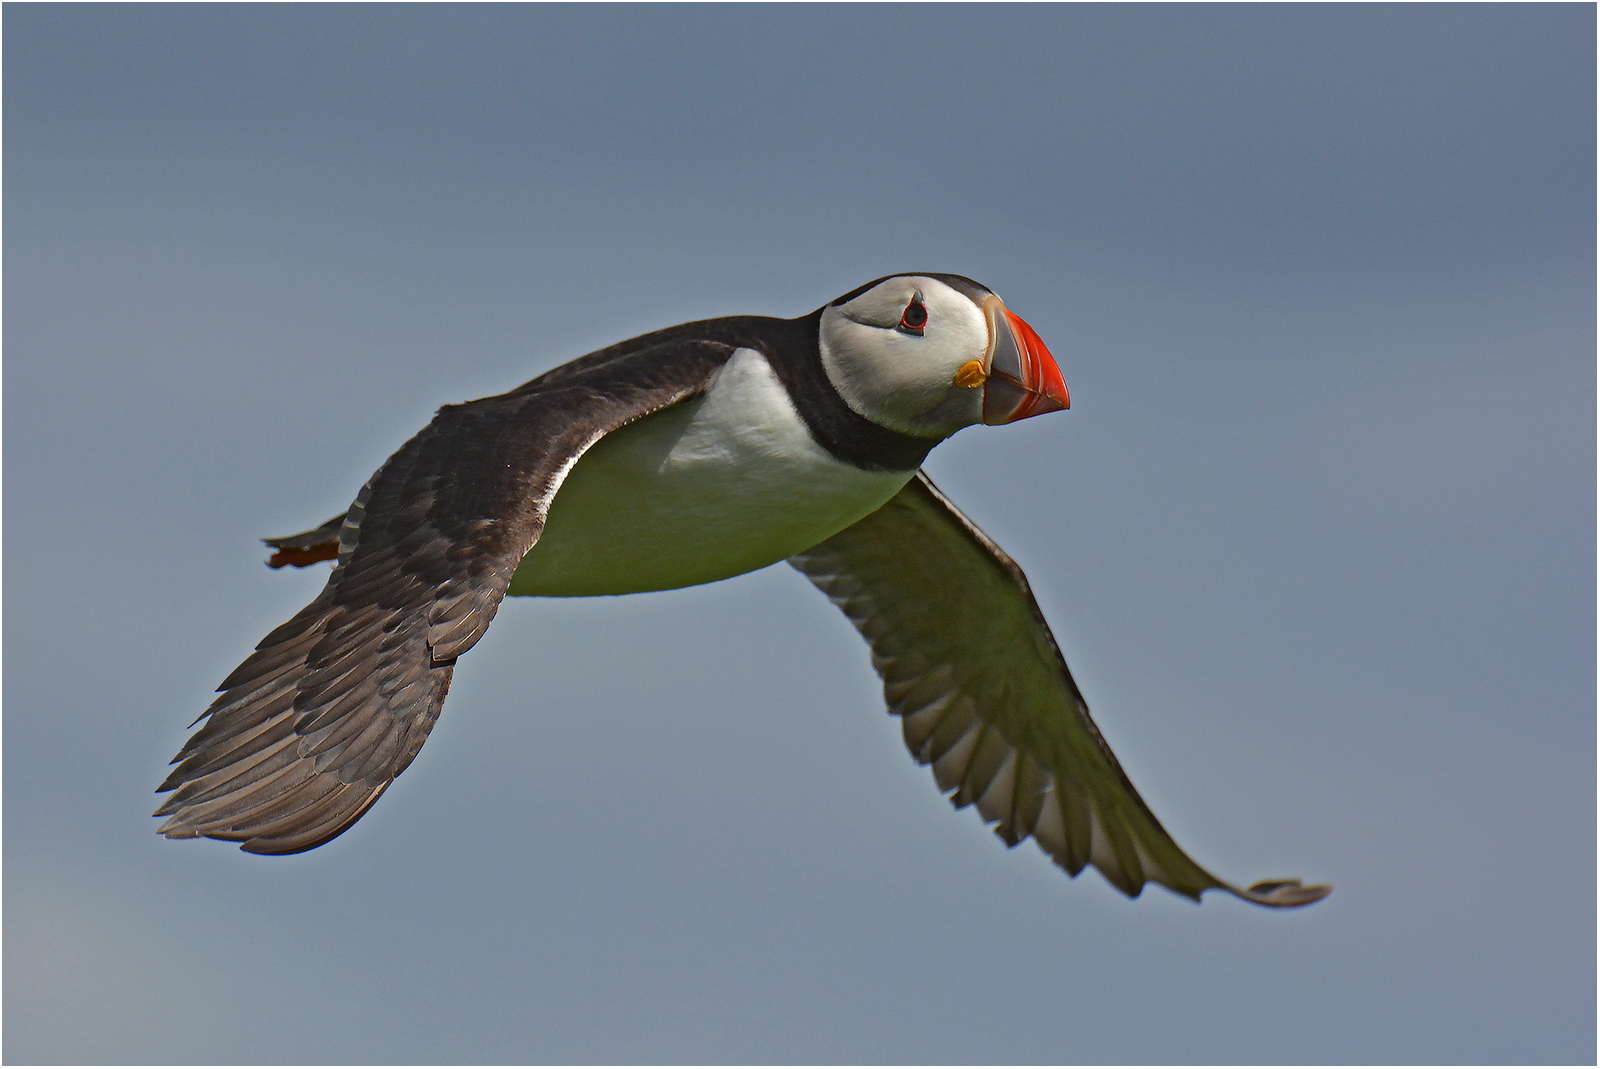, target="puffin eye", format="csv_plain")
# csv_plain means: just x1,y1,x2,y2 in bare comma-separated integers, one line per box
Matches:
898,299,928,335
